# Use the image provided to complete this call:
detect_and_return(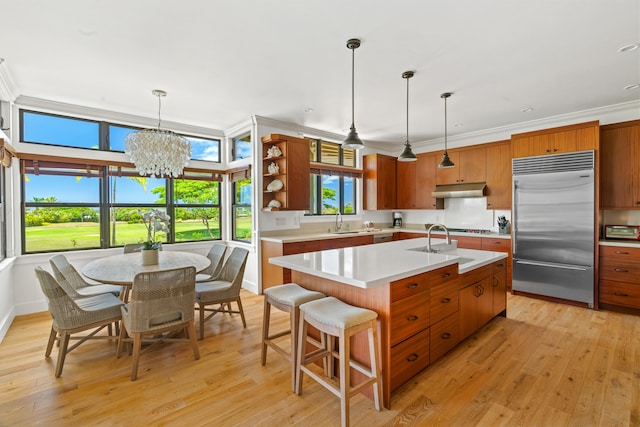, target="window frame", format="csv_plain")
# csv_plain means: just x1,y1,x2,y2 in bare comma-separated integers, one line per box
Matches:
231,176,252,243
